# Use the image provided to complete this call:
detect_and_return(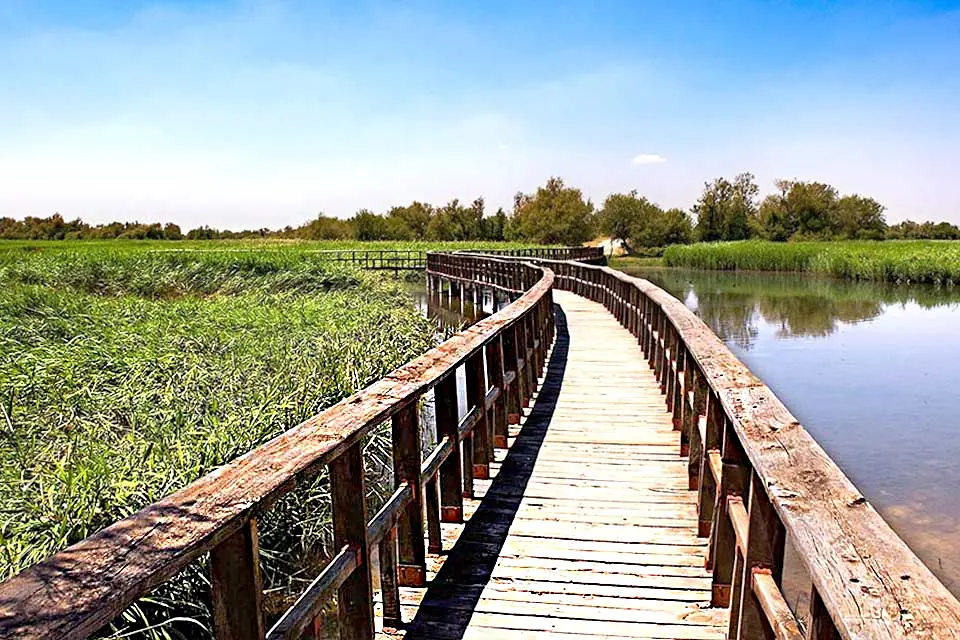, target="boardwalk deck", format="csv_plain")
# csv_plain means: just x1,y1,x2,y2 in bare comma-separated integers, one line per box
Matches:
377,290,726,639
